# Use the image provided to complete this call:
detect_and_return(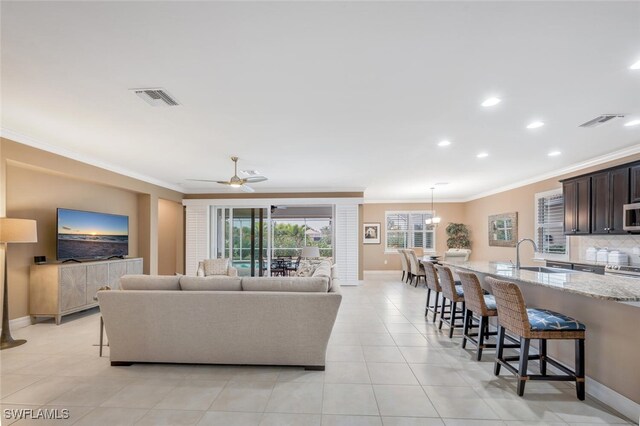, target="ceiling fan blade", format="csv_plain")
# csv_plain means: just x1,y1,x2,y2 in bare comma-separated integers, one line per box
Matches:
243,176,268,183
240,184,255,193
185,179,221,183
216,181,232,185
